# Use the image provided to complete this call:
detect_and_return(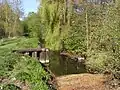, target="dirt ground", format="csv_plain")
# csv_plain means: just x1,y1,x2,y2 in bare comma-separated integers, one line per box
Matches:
56,74,113,90
0,77,30,90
